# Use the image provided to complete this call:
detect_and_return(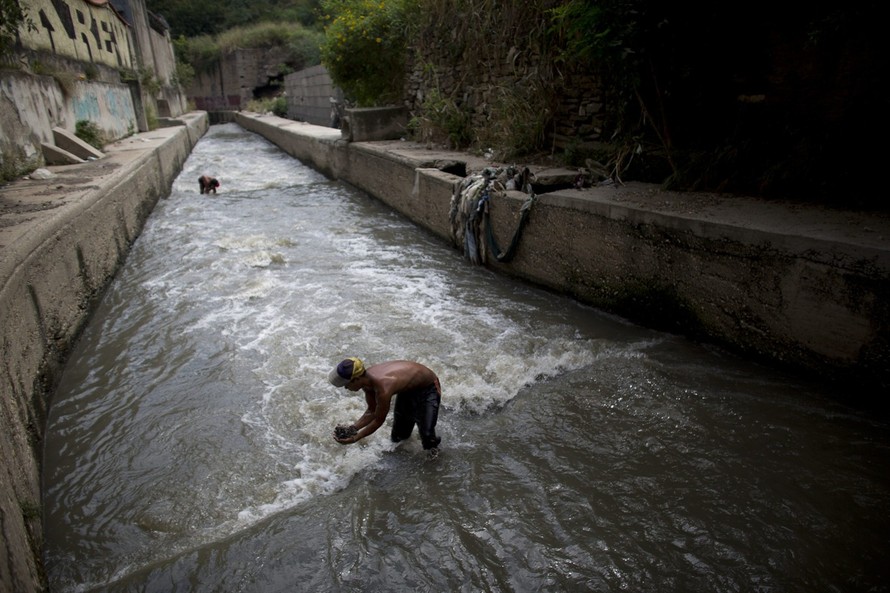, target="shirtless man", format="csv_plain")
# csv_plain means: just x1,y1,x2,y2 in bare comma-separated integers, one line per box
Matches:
329,358,442,453
198,175,220,194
